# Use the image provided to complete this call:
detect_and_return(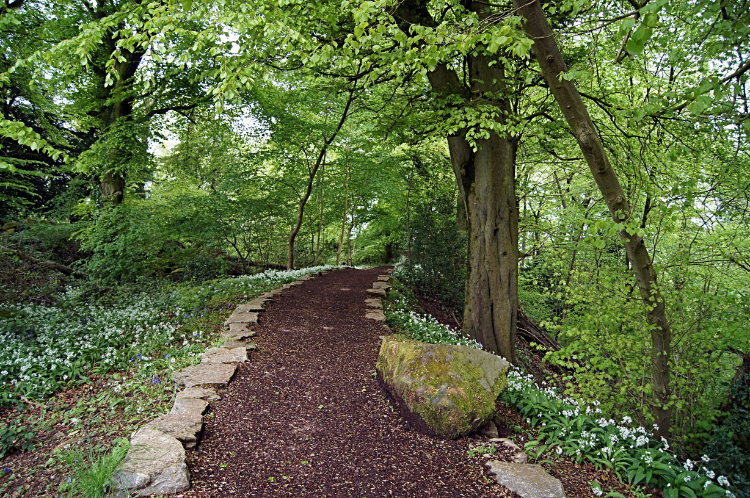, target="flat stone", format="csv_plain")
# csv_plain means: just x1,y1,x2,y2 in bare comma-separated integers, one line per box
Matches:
173,363,236,389
372,281,391,290
270,289,284,296
297,274,313,281
142,414,203,450
221,323,255,340
224,312,259,325
201,347,247,364
365,298,383,309
112,429,189,497
221,339,256,351
365,310,386,321
258,292,274,299
176,387,220,401
366,288,387,297
236,300,266,313
377,275,392,281
485,462,566,498
170,397,209,416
